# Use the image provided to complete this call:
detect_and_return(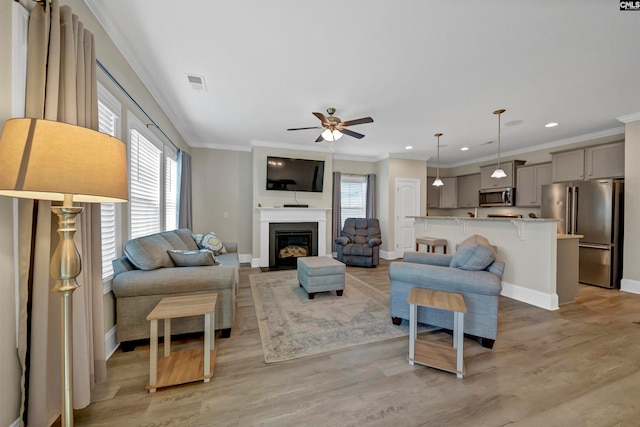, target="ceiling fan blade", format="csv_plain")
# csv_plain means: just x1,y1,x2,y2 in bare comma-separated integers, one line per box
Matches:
287,126,322,131
315,134,324,143
312,112,330,125
339,117,374,127
340,128,365,139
